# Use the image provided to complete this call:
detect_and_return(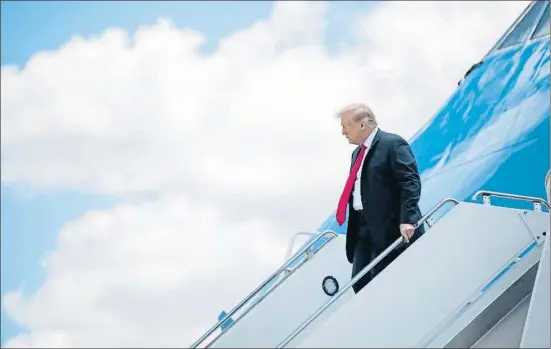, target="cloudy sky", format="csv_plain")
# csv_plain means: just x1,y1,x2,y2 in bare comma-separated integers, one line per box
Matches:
1,0,529,347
